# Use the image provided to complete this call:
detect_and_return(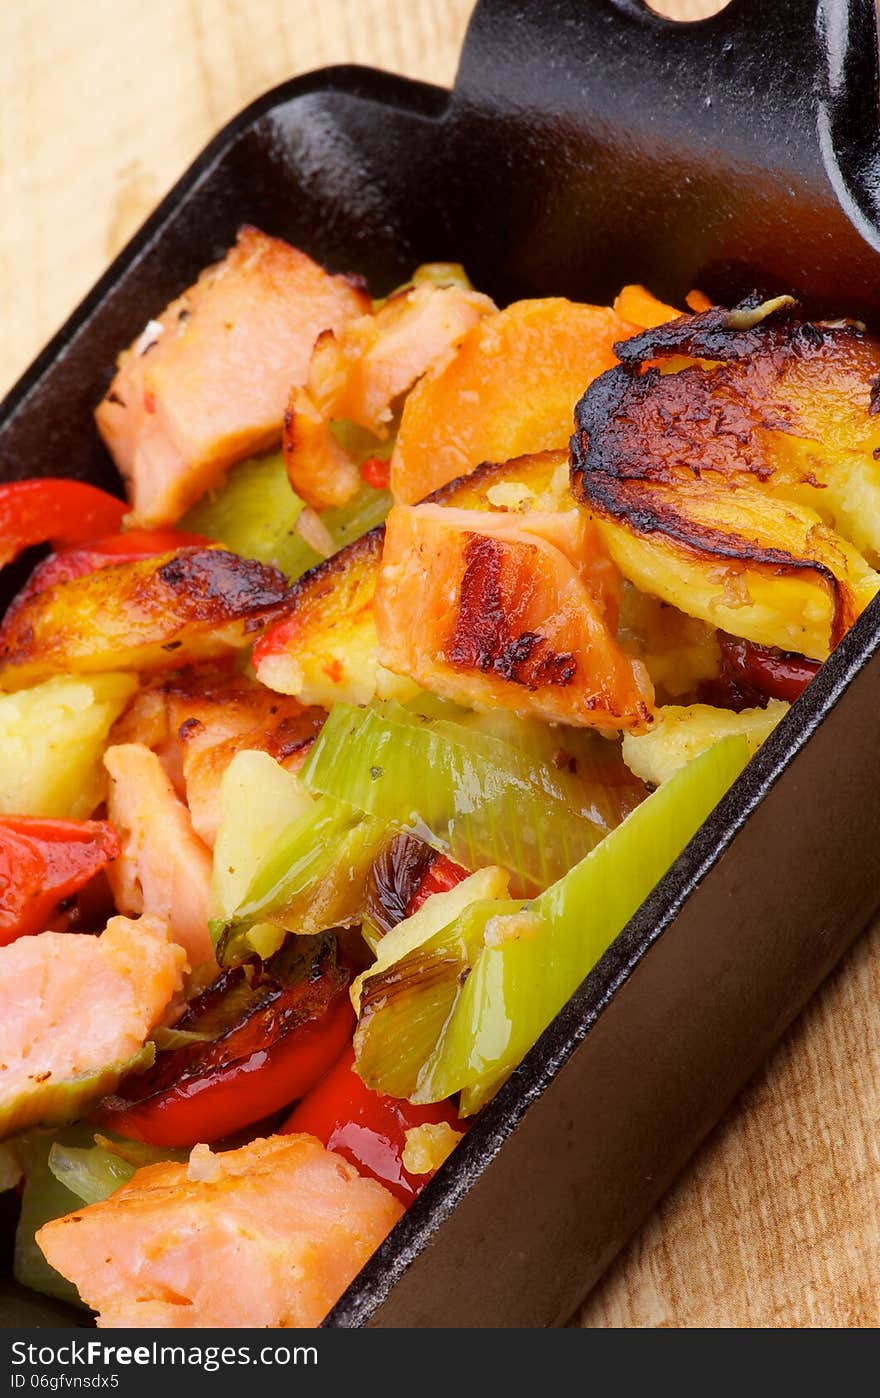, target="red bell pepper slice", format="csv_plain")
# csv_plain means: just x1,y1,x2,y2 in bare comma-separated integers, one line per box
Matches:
407,852,468,915
718,633,820,705
0,480,127,568
282,1043,463,1204
95,948,355,1147
0,817,120,946
360,457,391,491
365,834,468,940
